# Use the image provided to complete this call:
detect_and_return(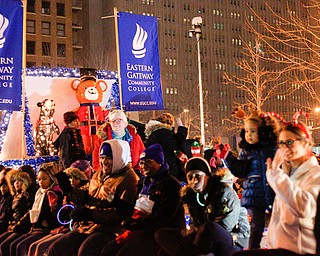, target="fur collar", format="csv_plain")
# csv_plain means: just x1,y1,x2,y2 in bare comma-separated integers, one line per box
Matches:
145,123,172,138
